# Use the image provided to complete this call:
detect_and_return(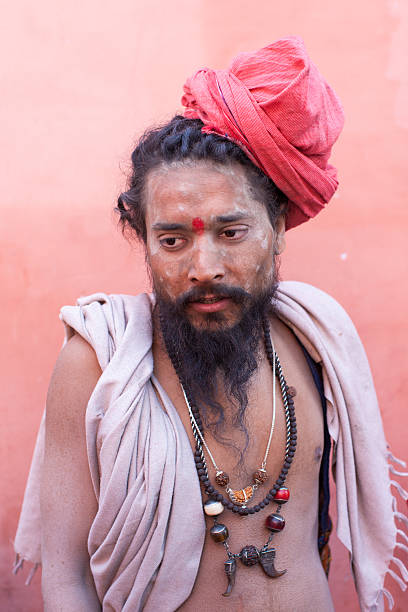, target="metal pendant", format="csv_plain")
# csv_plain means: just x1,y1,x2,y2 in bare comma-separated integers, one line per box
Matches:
227,485,254,505
259,547,287,578
240,545,260,566
222,558,237,597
